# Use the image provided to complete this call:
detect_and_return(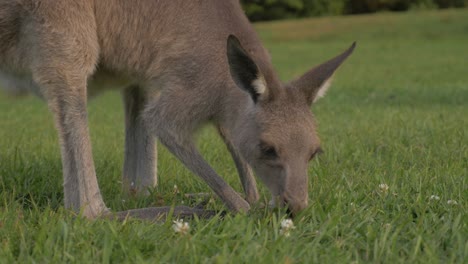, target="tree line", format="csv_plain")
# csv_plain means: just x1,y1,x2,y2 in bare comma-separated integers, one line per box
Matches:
241,0,467,21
